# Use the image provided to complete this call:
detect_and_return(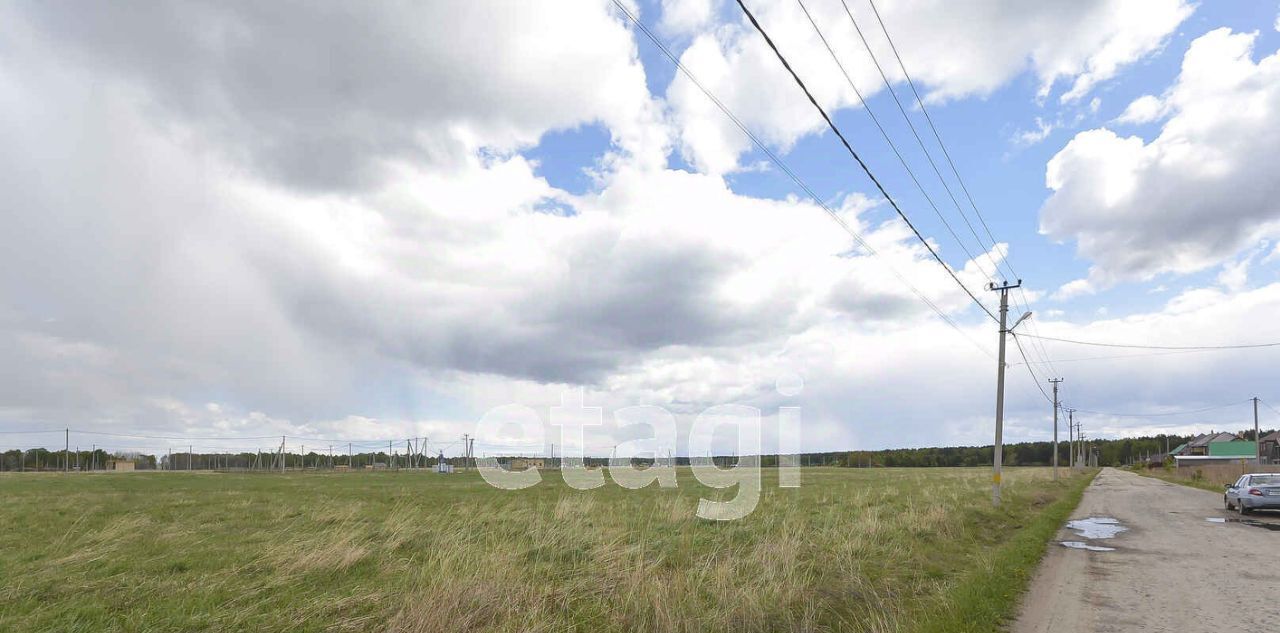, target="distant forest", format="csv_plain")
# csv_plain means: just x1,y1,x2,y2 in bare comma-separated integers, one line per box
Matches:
802,428,1276,469
3,428,1274,471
